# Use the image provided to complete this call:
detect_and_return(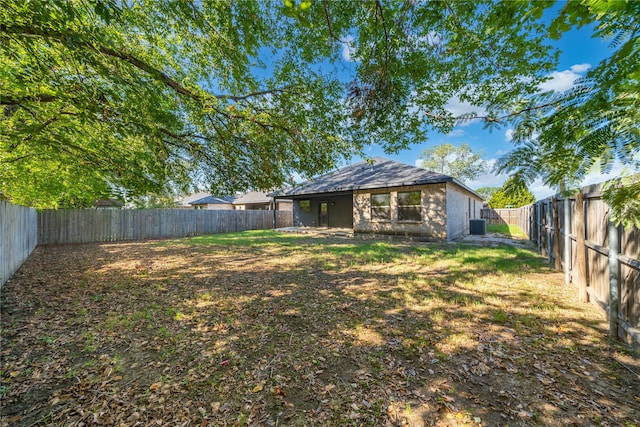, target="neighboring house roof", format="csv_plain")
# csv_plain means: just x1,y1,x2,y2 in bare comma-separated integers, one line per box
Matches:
178,191,211,207
94,198,124,207
189,195,235,205
271,157,483,200
232,191,273,205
